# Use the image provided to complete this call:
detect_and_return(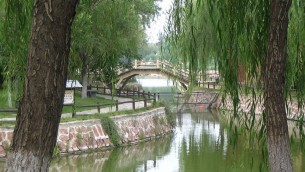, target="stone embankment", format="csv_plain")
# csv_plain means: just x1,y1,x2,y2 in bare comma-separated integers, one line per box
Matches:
186,91,305,121
0,107,172,158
